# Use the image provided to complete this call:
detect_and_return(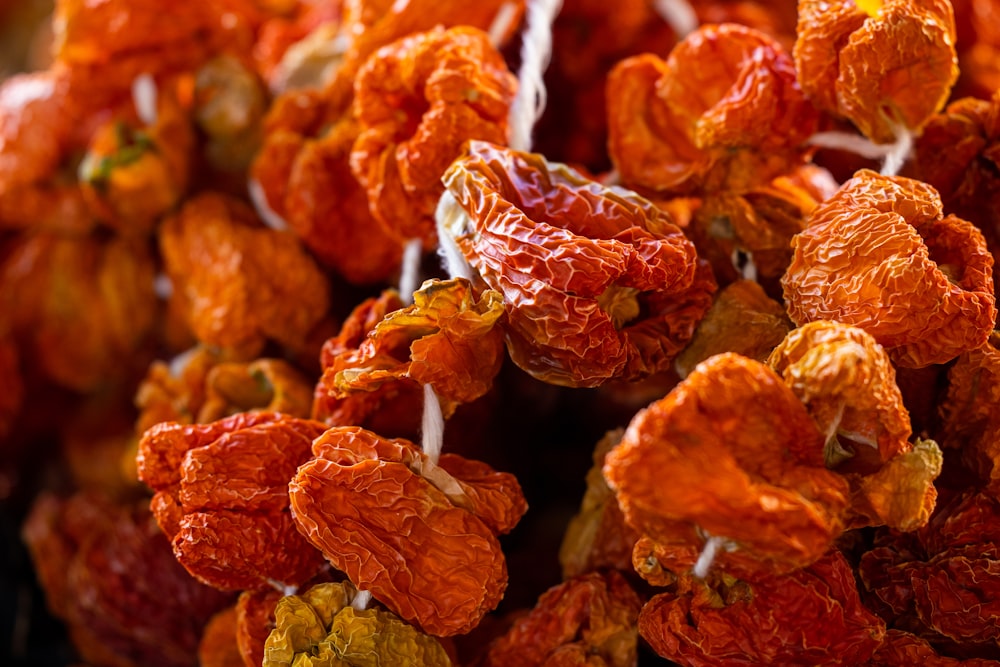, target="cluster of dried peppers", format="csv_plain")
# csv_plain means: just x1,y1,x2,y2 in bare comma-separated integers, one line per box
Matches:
2,0,1000,665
